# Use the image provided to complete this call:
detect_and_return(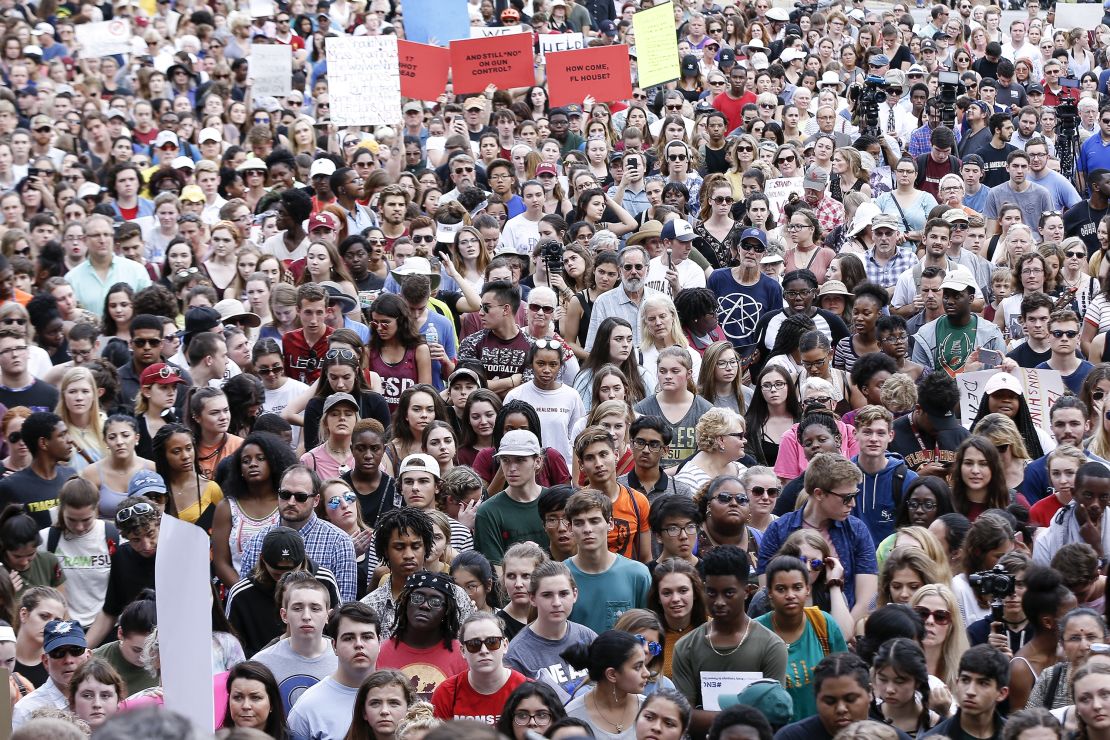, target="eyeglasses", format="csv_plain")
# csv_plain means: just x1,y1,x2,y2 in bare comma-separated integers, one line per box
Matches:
132,337,162,348
1,318,26,326
913,606,952,625
801,356,829,370
777,155,797,164
1051,329,1079,338
635,634,663,657
513,711,554,726
278,489,315,503
116,501,155,523
543,515,570,528
749,486,781,498
906,500,937,511
325,348,357,361
761,380,788,391
528,303,555,314
631,437,664,451
462,635,504,653
453,166,475,175
713,492,750,506
1066,251,1087,259
48,645,86,660
479,302,506,313
655,521,699,539
665,104,684,111
716,358,739,368
787,223,812,231
736,145,753,152
723,432,747,440
327,492,358,509
622,263,646,272
256,364,284,377
823,490,858,505
409,592,445,609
